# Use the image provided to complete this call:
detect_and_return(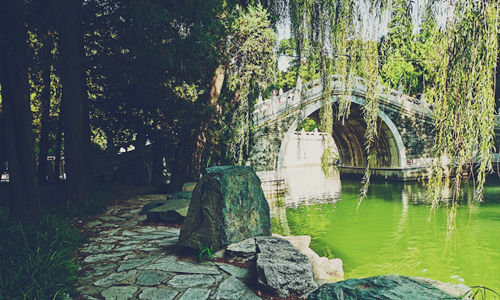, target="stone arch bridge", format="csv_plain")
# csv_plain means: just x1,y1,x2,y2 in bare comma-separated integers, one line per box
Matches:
249,75,500,180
